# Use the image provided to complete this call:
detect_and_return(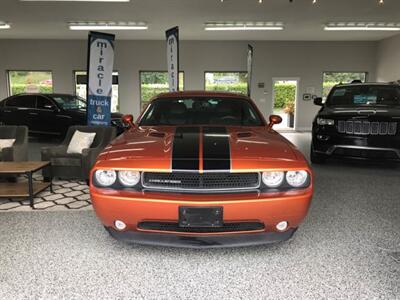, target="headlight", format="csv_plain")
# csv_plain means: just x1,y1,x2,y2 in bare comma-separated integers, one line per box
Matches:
118,170,141,187
286,171,308,188
317,118,334,126
95,170,117,187
262,171,285,188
